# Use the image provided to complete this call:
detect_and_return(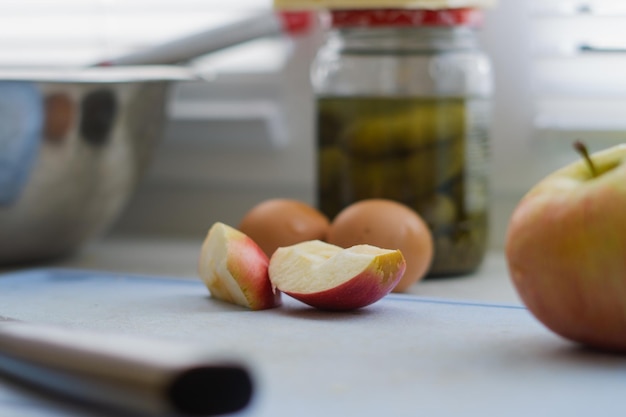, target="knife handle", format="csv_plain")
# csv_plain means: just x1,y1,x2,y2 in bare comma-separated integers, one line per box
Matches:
0,321,253,416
